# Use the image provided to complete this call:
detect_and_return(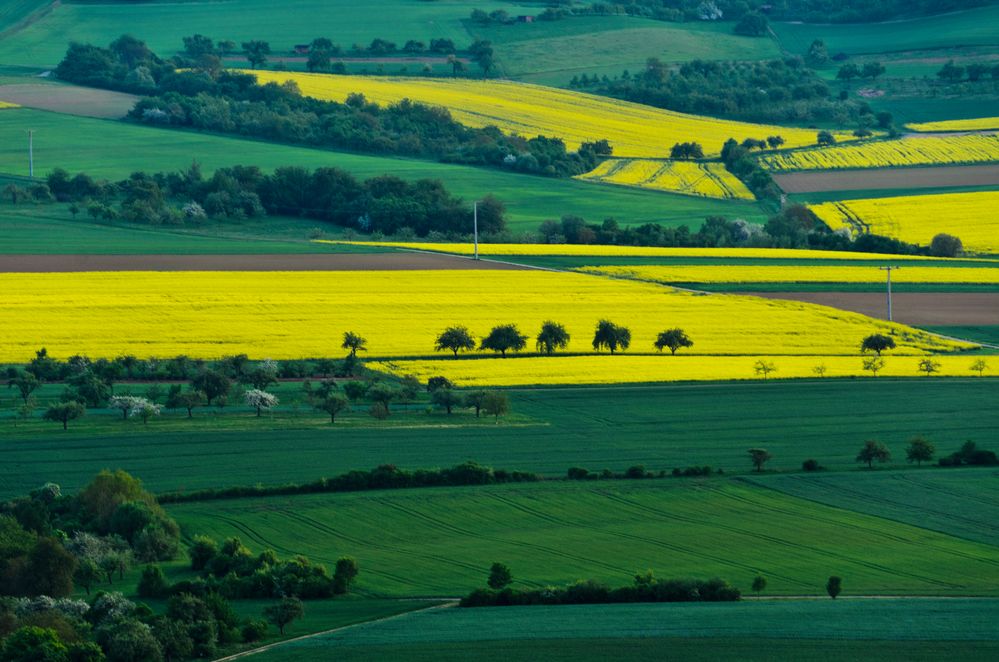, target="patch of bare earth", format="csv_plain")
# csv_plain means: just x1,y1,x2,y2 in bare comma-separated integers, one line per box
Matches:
774,164,999,193
0,84,138,119
746,291,999,326
0,252,532,272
